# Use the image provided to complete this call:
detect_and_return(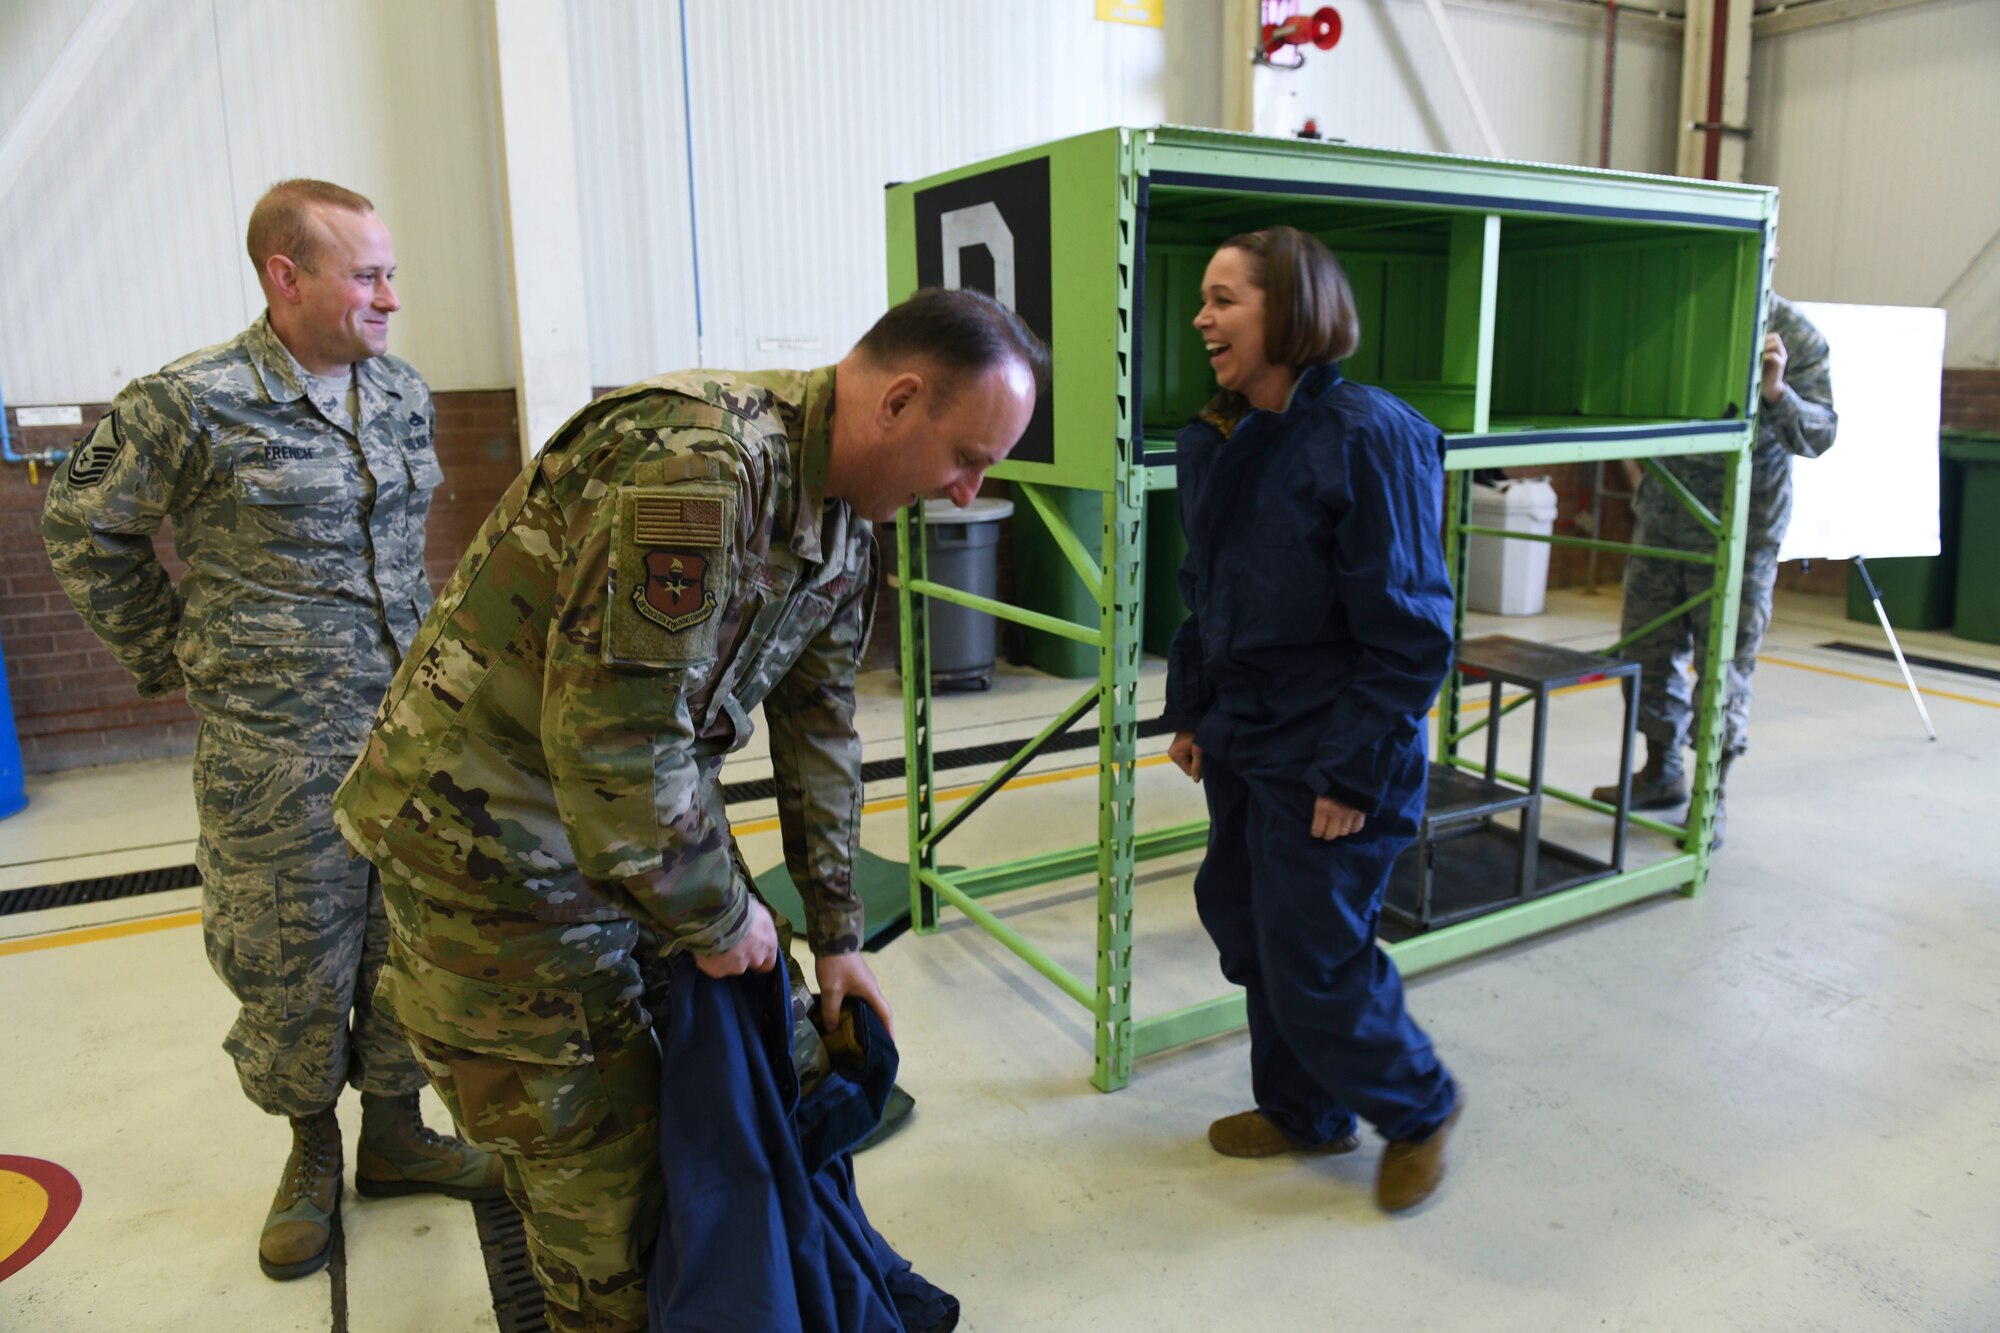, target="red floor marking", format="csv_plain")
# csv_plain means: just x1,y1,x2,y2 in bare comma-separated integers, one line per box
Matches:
0,1157,81,1283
